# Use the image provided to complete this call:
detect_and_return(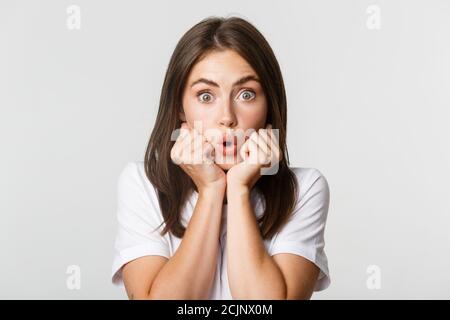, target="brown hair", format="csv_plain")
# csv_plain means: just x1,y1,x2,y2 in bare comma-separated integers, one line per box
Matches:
144,16,299,240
